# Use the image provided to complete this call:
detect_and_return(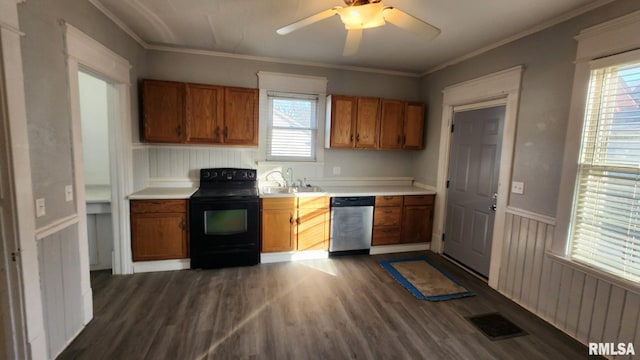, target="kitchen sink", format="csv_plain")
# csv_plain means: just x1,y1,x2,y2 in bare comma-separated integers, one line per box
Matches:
260,185,325,195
